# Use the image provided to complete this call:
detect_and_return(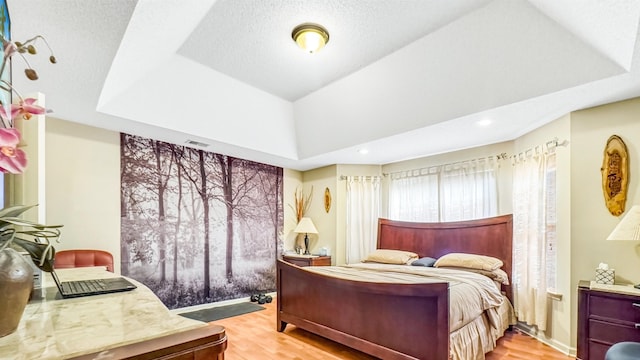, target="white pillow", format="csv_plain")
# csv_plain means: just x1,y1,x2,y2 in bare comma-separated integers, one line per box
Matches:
434,253,503,271
362,249,419,265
